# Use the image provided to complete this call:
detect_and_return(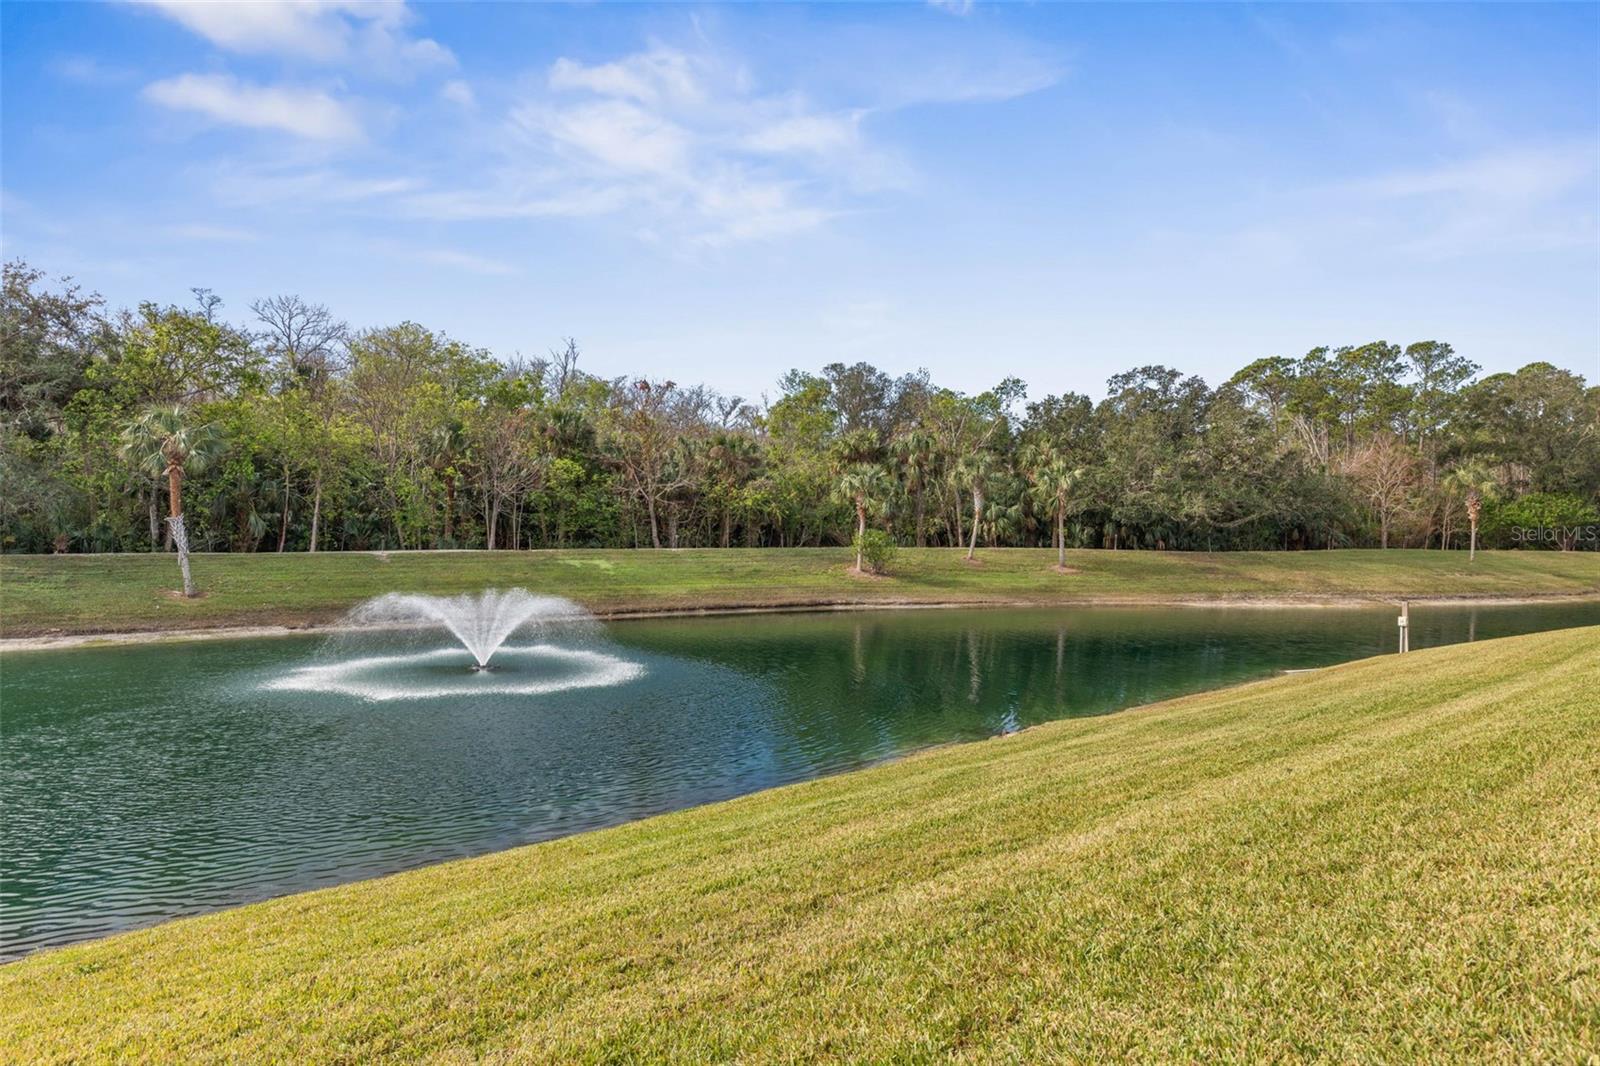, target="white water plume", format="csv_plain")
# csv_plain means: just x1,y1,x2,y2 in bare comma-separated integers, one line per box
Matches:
348,589,593,667
263,589,644,701
265,644,644,702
